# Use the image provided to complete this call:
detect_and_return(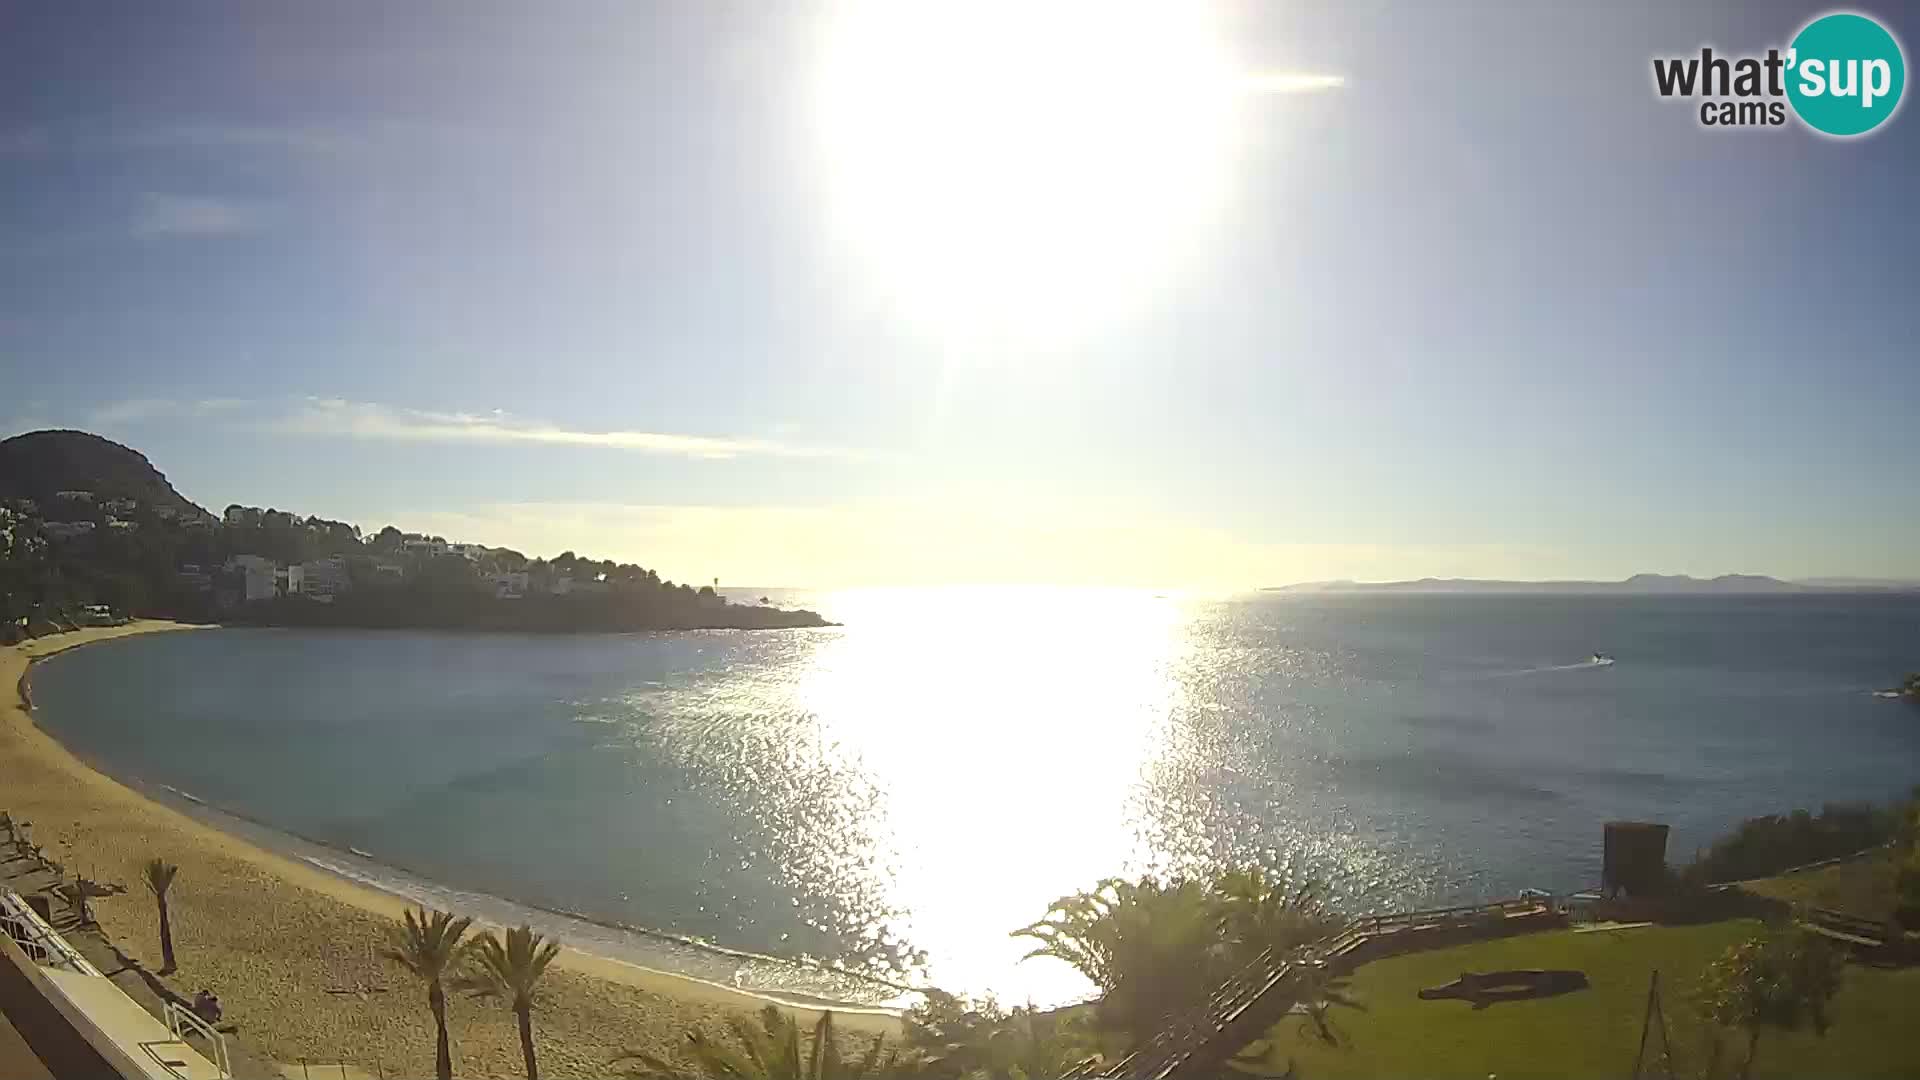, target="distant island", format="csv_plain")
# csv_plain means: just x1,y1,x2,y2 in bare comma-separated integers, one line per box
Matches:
0,429,830,637
1264,573,1920,595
